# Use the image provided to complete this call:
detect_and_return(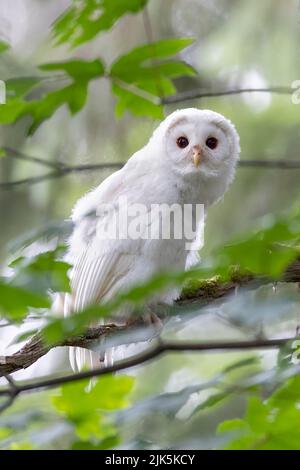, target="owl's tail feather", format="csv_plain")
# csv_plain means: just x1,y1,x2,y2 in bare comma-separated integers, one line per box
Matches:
53,293,114,373
69,347,105,372
69,348,114,391
69,345,114,373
